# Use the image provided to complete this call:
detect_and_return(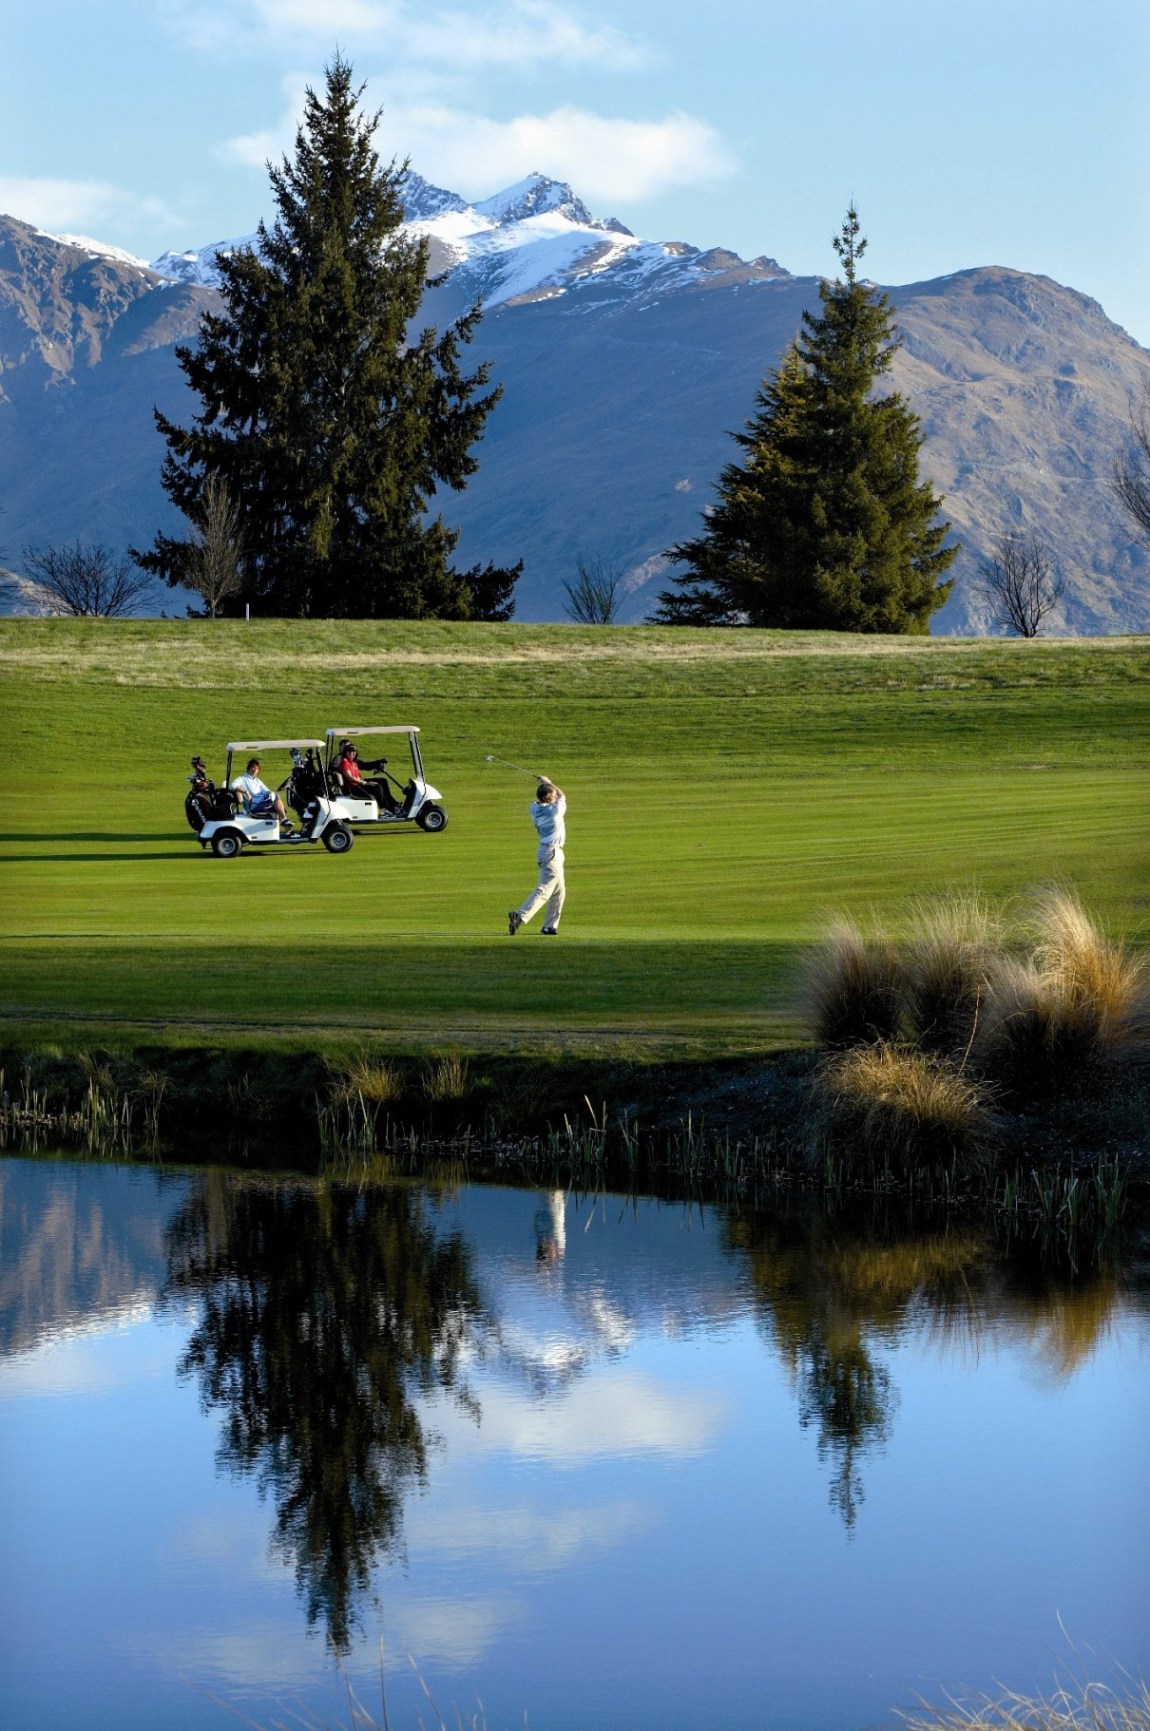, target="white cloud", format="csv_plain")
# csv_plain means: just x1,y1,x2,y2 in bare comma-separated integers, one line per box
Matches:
217,75,310,168
398,2,646,72
429,1369,727,1465
0,177,180,235
129,1622,324,1689
168,0,645,70
389,103,734,204
383,1593,526,1668
221,90,735,205
411,1497,653,1571
140,1597,522,1689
